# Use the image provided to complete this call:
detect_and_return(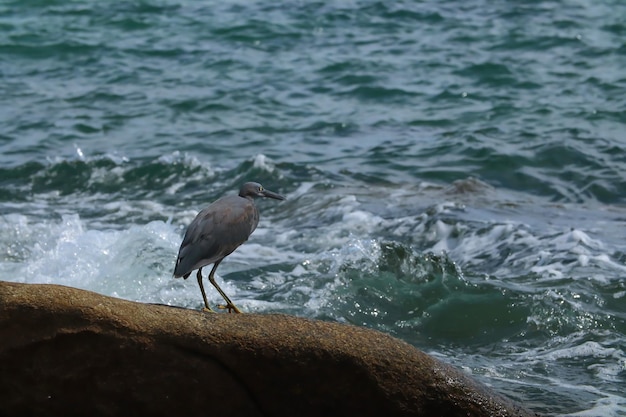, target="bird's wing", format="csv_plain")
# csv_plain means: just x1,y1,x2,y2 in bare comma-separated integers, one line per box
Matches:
173,197,259,277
